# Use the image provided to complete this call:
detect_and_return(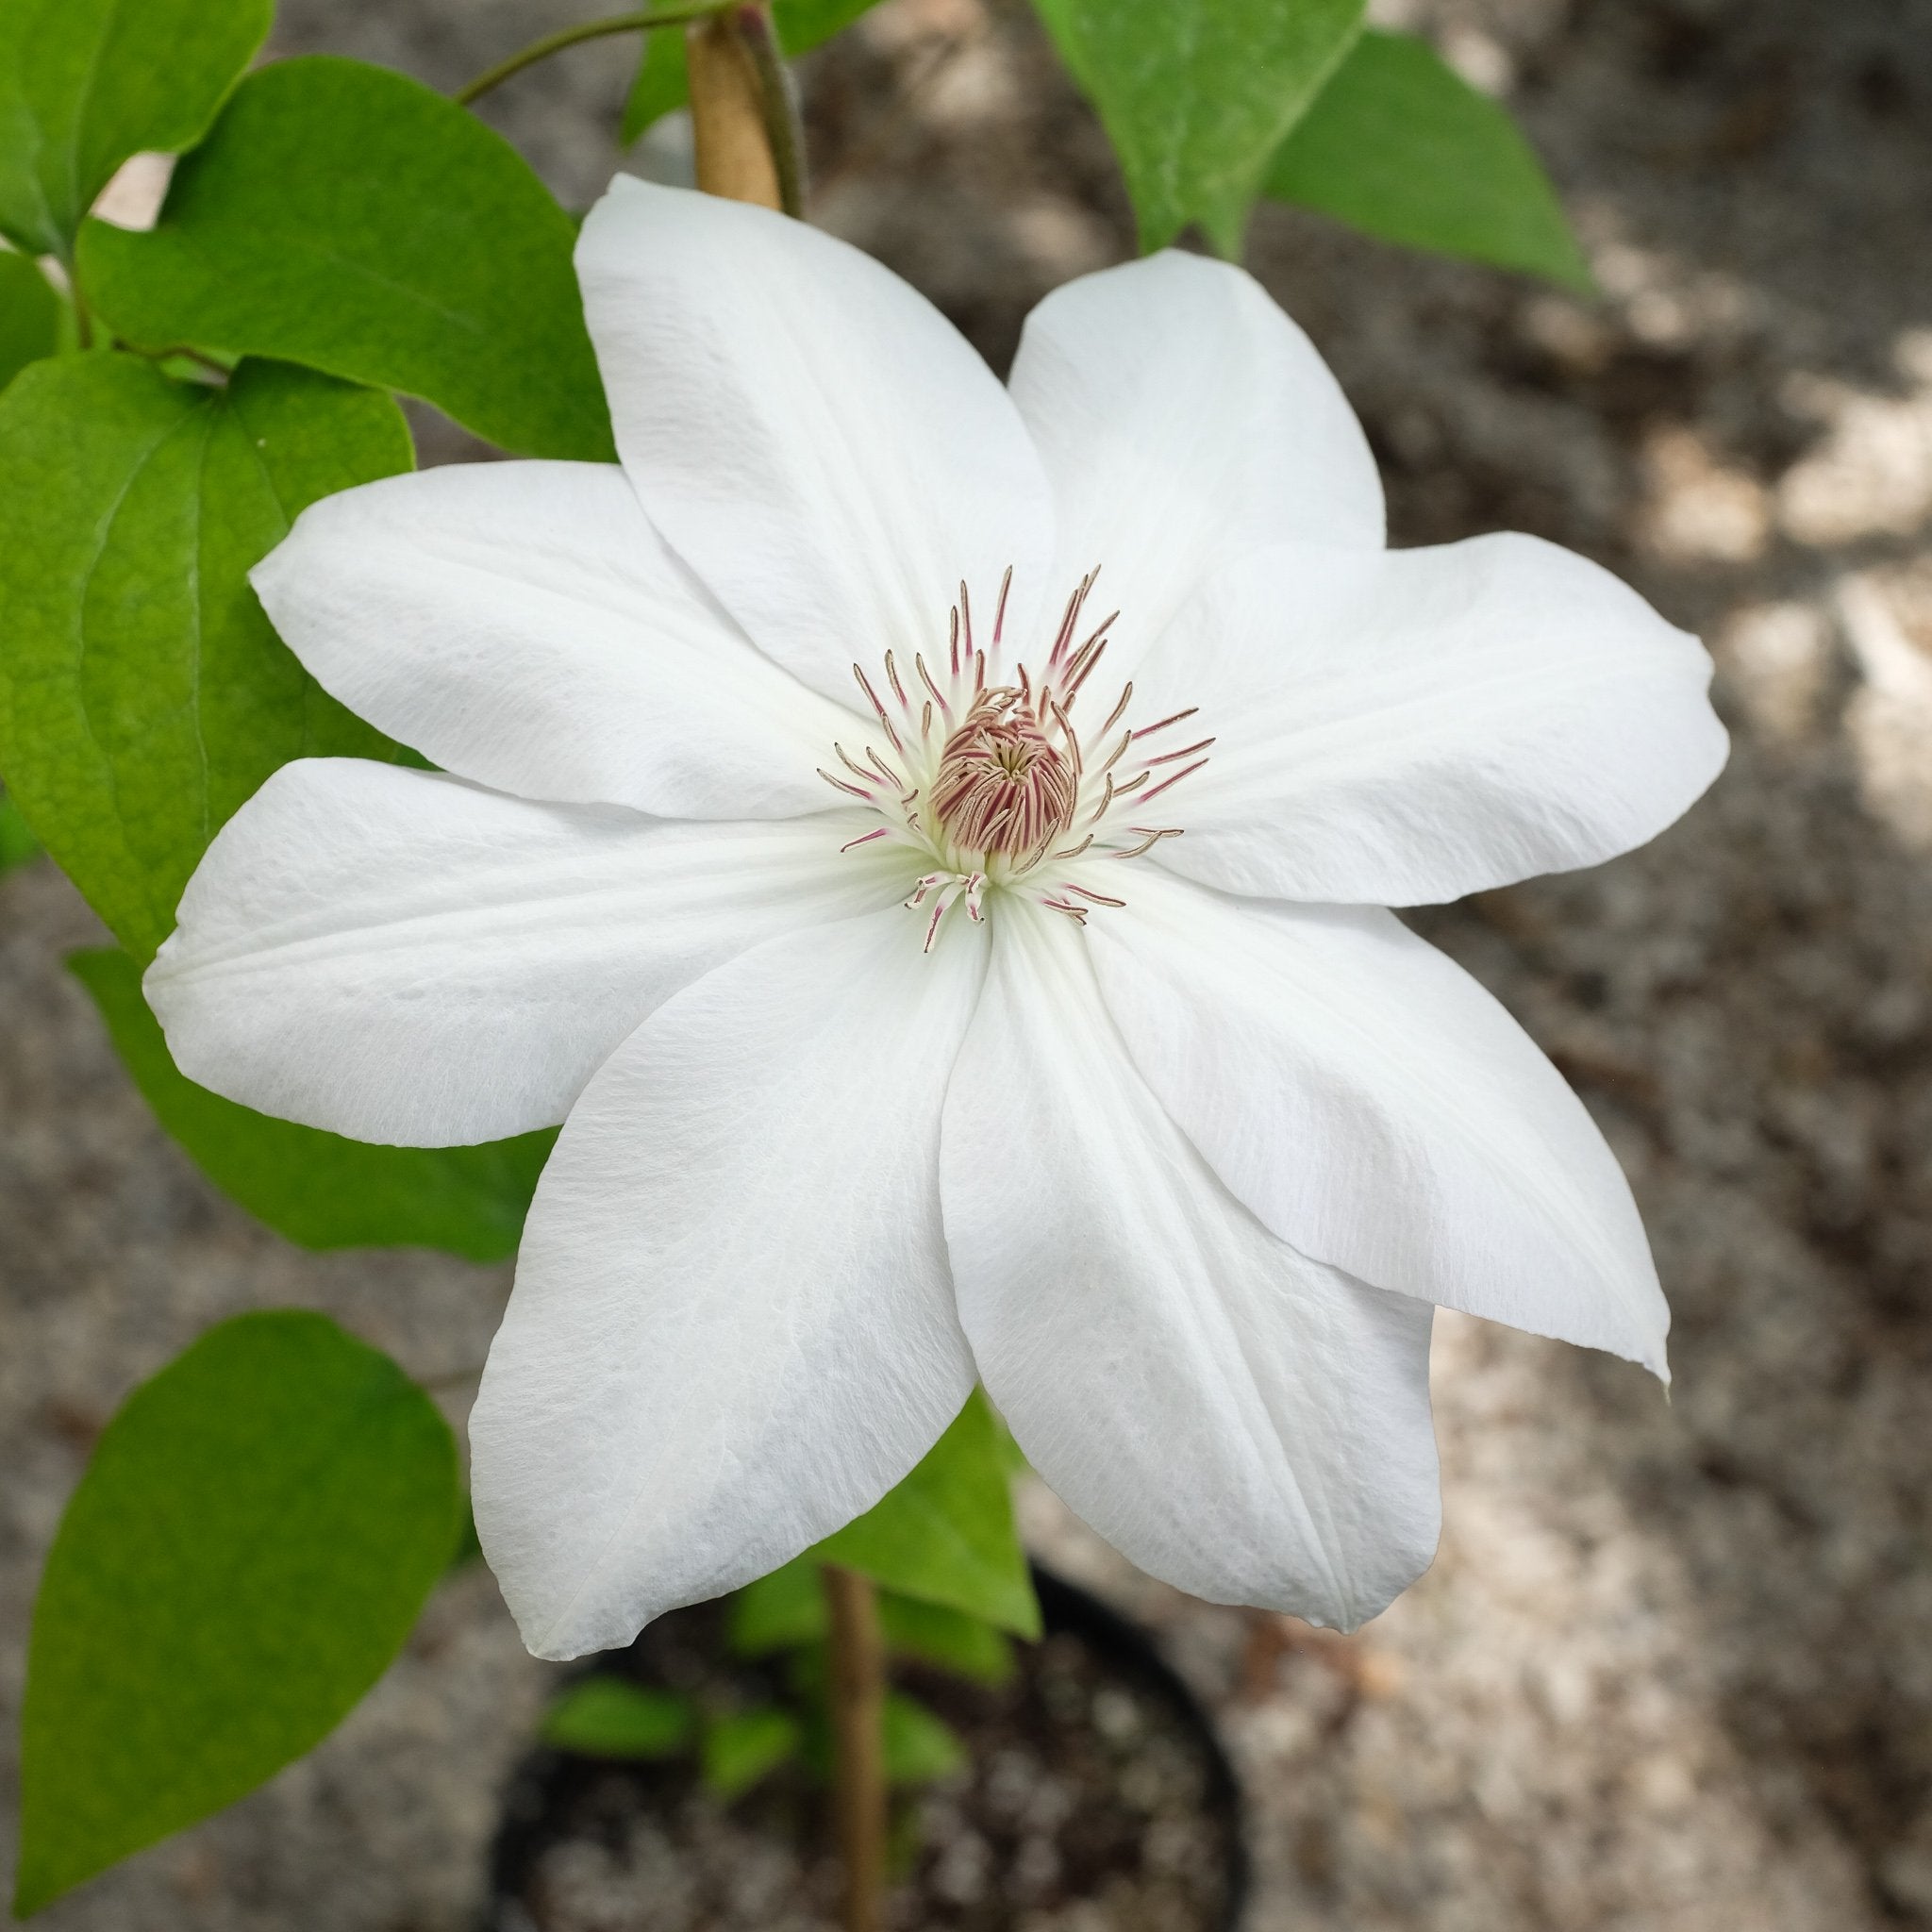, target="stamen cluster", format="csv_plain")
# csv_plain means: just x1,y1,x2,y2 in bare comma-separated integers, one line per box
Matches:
929,692,1077,862
817,568,1213,949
